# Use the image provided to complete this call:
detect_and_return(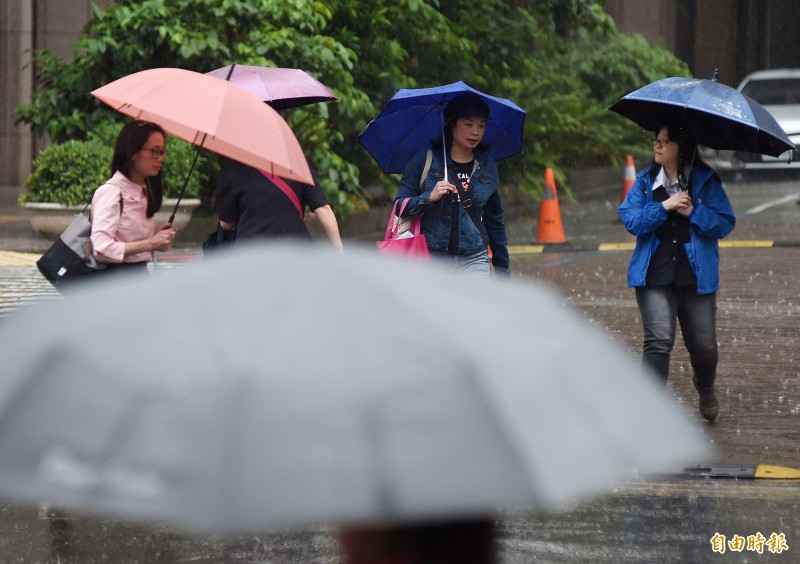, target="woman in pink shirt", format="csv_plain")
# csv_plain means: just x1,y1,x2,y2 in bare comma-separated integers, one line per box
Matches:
91,120,176,275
